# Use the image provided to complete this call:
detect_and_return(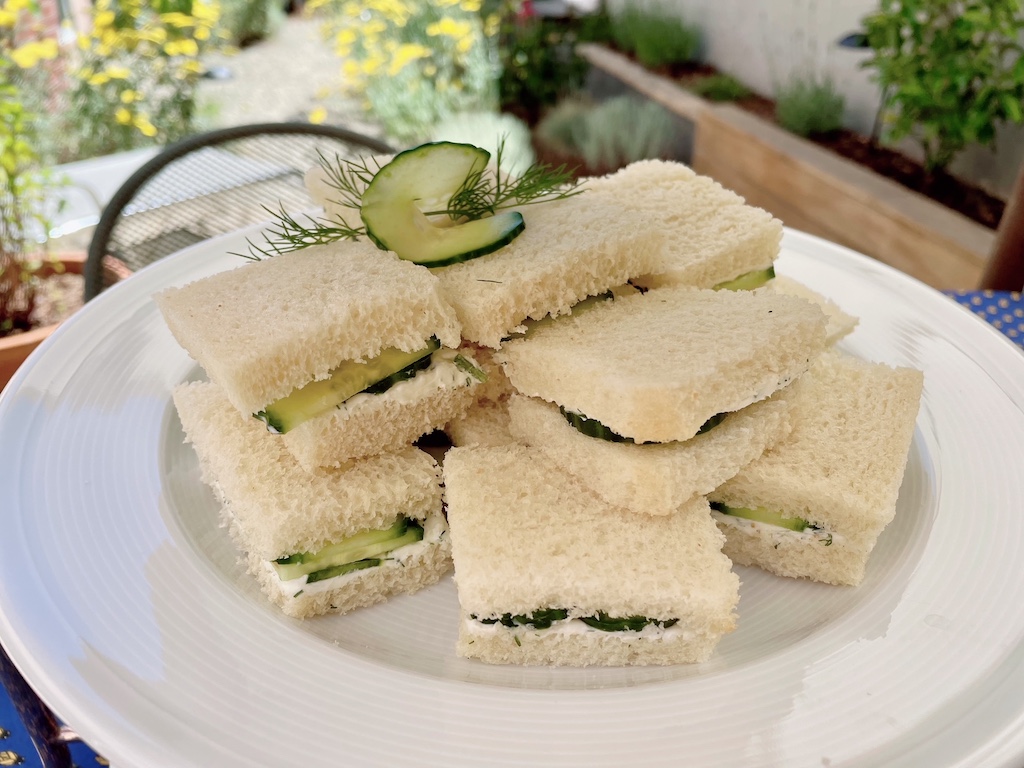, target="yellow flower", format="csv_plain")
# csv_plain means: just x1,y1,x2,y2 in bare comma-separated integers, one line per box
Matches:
105,65,131,79
484,12,500,37
93,9,115,28
9,39,58,68
138,27,168,44
160,12,194,27
460,0,481,11
0,10,16,27
88,72,110,85
133,114,157,137
179,59,203,74
308,106,327,124
426,17,471,38
164,38,199,56
5,0,29,12
195,25,210,40
455,35,473,54
120,89,139,103
387,42,431,76
115,107,133,125
191,1,219,23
